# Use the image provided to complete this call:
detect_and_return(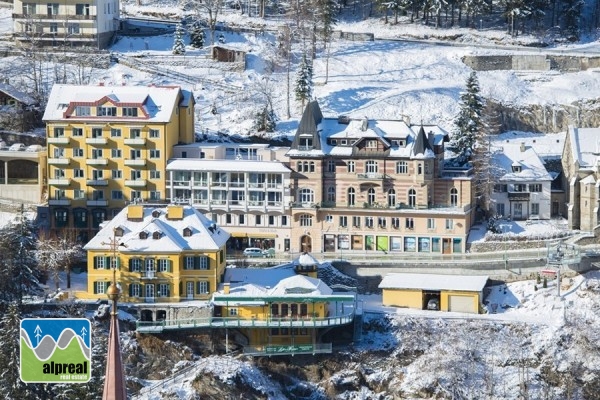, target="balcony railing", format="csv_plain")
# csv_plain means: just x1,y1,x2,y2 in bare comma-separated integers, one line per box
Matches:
86,158,108,166
13,13,97,21
49,199,70,206
144,296,155,303
124,138,146,146
141,271,156,279
125,179,147,188
86,179,108,186
357,173,388,180
136,312,355,333
48,178,71,186
48,158,70,165
47,137,70,145
124,159,146,167
85,137,107,145
86,199,107,206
